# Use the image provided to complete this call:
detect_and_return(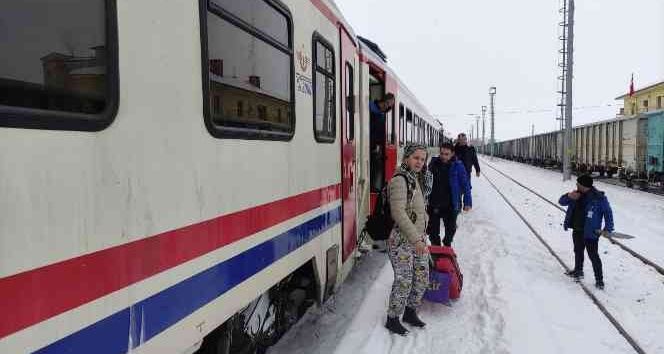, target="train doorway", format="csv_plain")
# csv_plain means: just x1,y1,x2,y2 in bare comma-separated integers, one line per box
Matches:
369,71,387,195
367,64,397,213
